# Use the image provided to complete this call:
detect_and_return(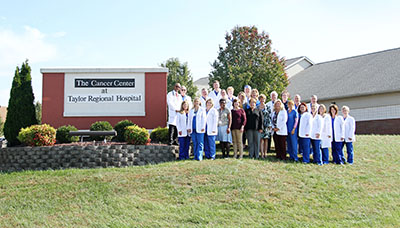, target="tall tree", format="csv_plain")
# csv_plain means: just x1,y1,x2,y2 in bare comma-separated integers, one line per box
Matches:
209,25,288,97
4,60,38,146
161,58,197,98
35,101,42,124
